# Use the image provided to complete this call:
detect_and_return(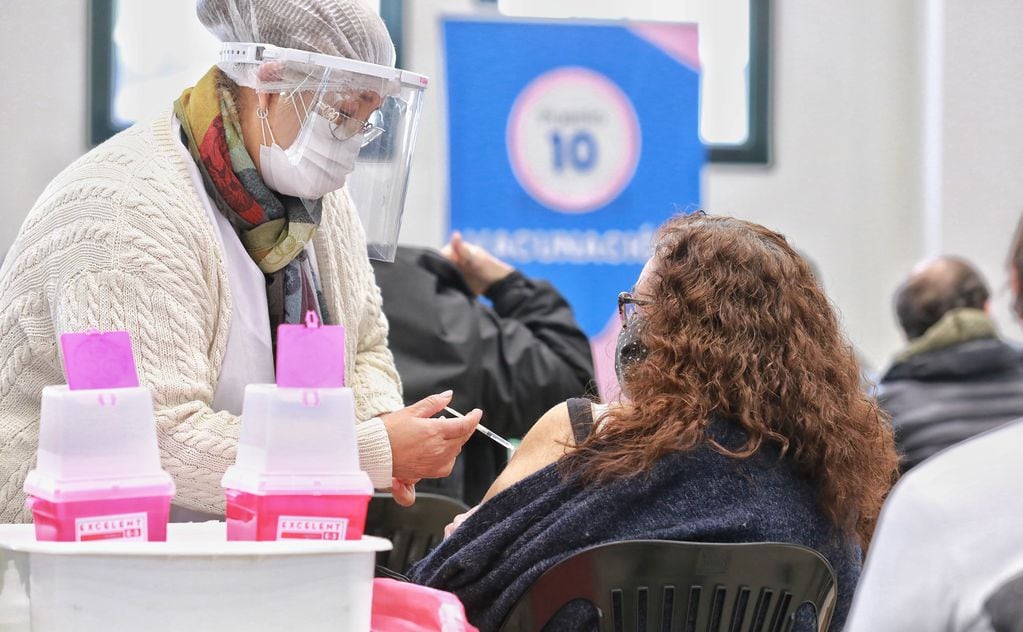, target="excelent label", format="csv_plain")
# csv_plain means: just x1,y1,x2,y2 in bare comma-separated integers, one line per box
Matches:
276,516,348,541
75,512,148,542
